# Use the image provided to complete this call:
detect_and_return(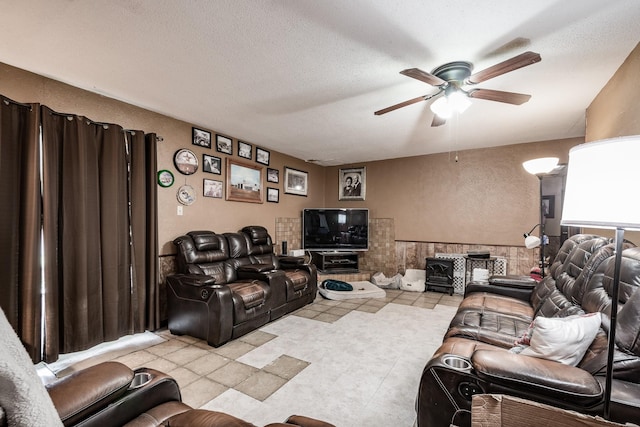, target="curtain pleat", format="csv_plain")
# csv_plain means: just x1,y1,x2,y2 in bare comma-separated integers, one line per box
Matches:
0,97,41,362
128,131,159,332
